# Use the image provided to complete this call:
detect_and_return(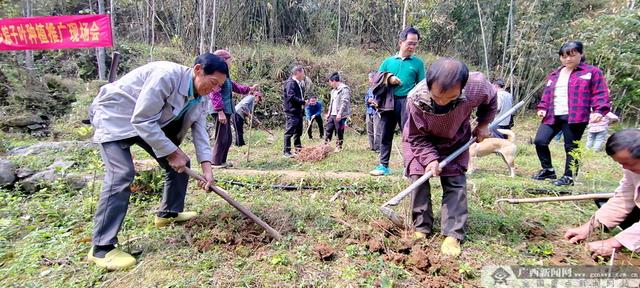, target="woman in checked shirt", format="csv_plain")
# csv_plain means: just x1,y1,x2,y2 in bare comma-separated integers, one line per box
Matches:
531,41,611,186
